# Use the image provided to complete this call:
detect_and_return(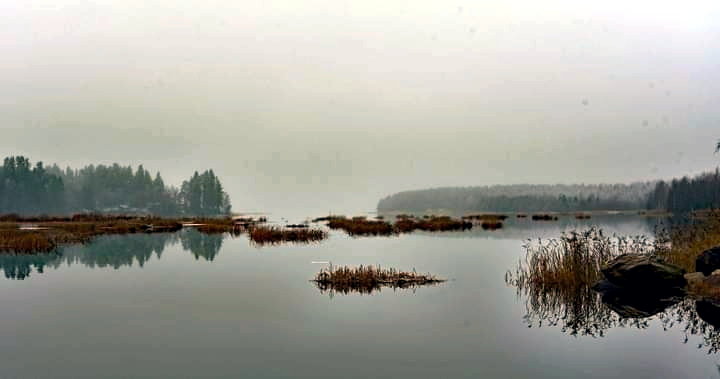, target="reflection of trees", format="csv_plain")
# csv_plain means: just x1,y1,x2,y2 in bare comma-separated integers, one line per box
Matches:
181,229,223,261
61,233,176,269
0,231,228,279
0,231,227,279
0,253,61,279
0,233,178,279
